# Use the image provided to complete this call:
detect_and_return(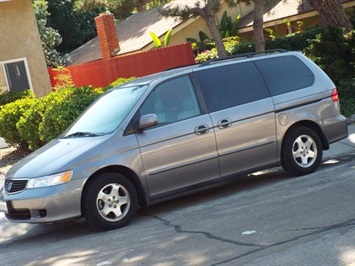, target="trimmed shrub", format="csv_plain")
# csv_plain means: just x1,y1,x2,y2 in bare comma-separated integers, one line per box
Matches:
107,77,136,88
0,89,34,106
38,77,136,145
17,96,51,151
4,77,136,151
39,86,104,143
0,98,36,148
